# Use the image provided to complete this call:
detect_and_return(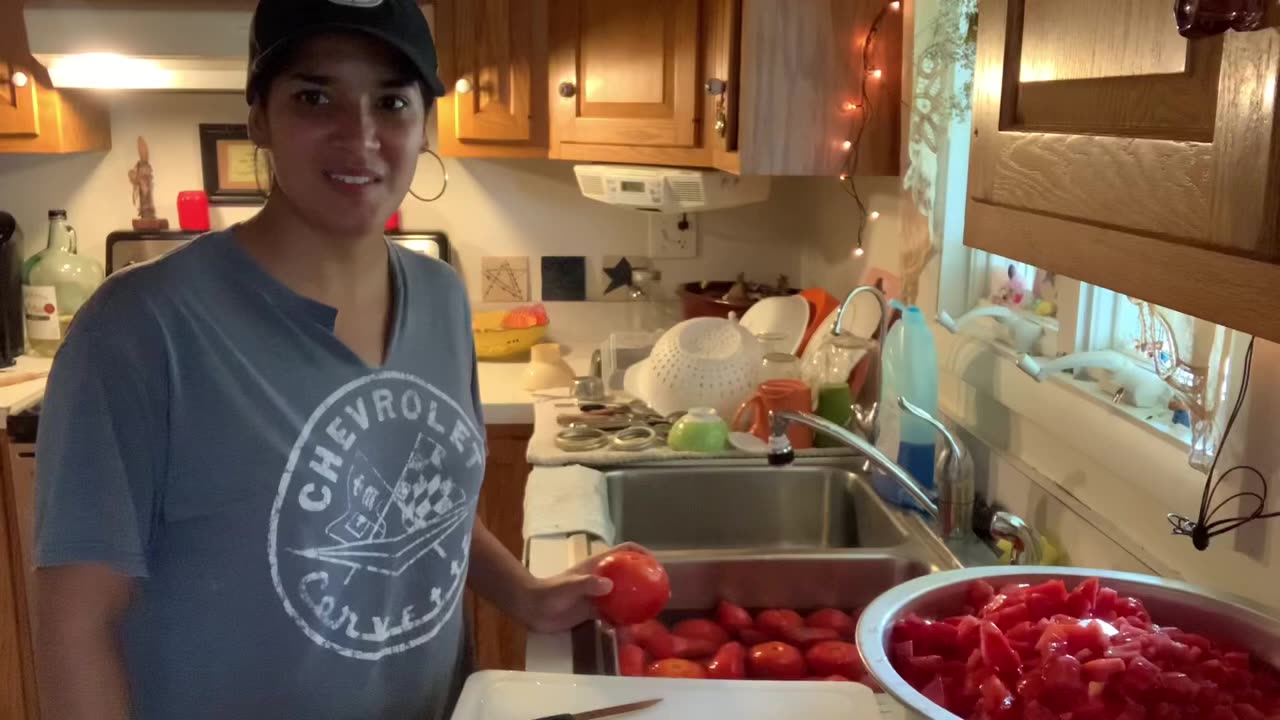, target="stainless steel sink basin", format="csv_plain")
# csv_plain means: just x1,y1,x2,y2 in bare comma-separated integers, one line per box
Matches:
575,552,938,675
604,464,909,552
